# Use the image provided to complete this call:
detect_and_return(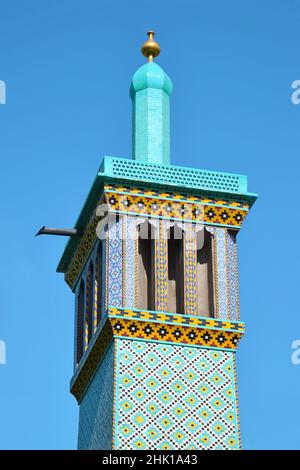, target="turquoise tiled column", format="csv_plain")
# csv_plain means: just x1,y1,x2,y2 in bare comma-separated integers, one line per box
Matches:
130,62,173,165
